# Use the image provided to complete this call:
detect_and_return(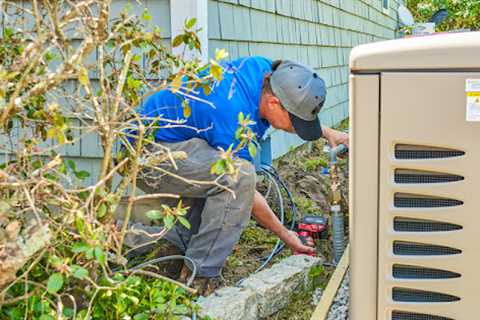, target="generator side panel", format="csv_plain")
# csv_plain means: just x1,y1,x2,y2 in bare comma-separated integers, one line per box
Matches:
349,74,380,320
377,72,480,320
